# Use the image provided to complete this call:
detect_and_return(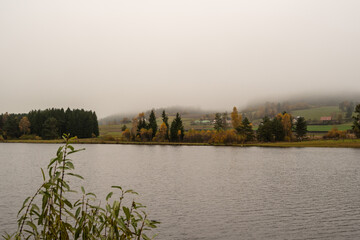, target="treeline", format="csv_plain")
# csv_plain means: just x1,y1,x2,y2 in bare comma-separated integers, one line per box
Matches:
118,107,308,144
339,101,358,119
121,111,184,142
241,102,311,121
0,108,99,140
99,106,207,125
